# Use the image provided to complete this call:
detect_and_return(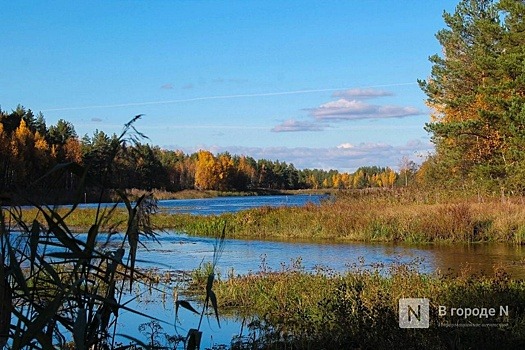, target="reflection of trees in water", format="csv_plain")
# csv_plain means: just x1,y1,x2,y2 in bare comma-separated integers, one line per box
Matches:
426,244,525,278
